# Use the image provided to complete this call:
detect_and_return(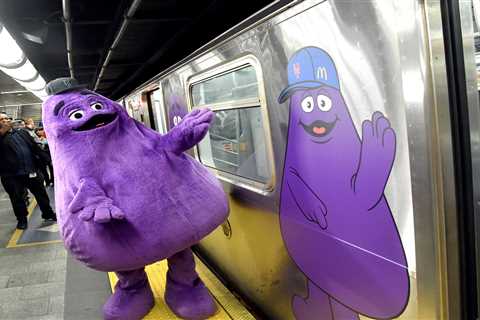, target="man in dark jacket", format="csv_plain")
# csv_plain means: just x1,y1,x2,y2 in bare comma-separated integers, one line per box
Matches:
0,113,56,229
